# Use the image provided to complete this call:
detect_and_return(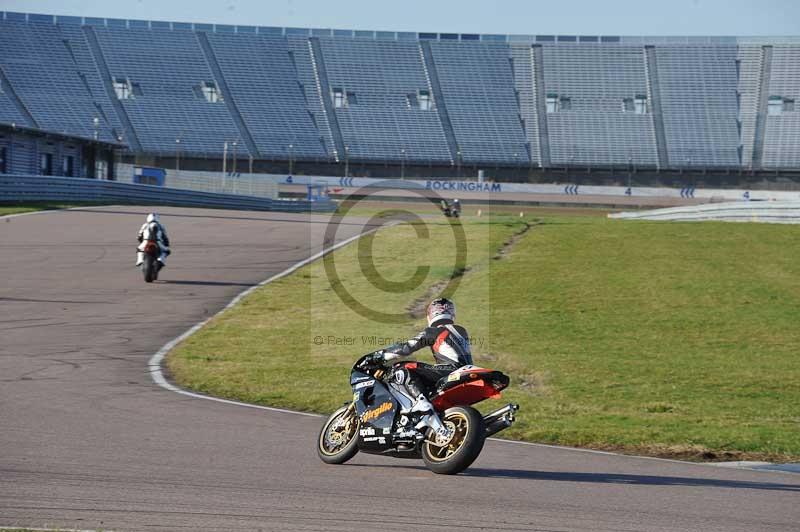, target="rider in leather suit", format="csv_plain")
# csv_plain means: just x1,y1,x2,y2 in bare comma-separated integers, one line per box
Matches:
374,298,472,415
136,213,171,267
